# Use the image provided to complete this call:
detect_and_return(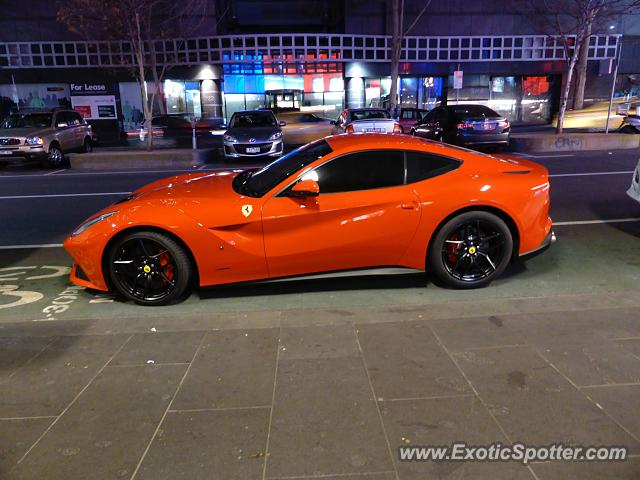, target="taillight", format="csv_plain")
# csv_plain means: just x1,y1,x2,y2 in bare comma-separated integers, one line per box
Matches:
393,123,402,134
345,124,355,133
457,122,472,130
498,119,510,129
